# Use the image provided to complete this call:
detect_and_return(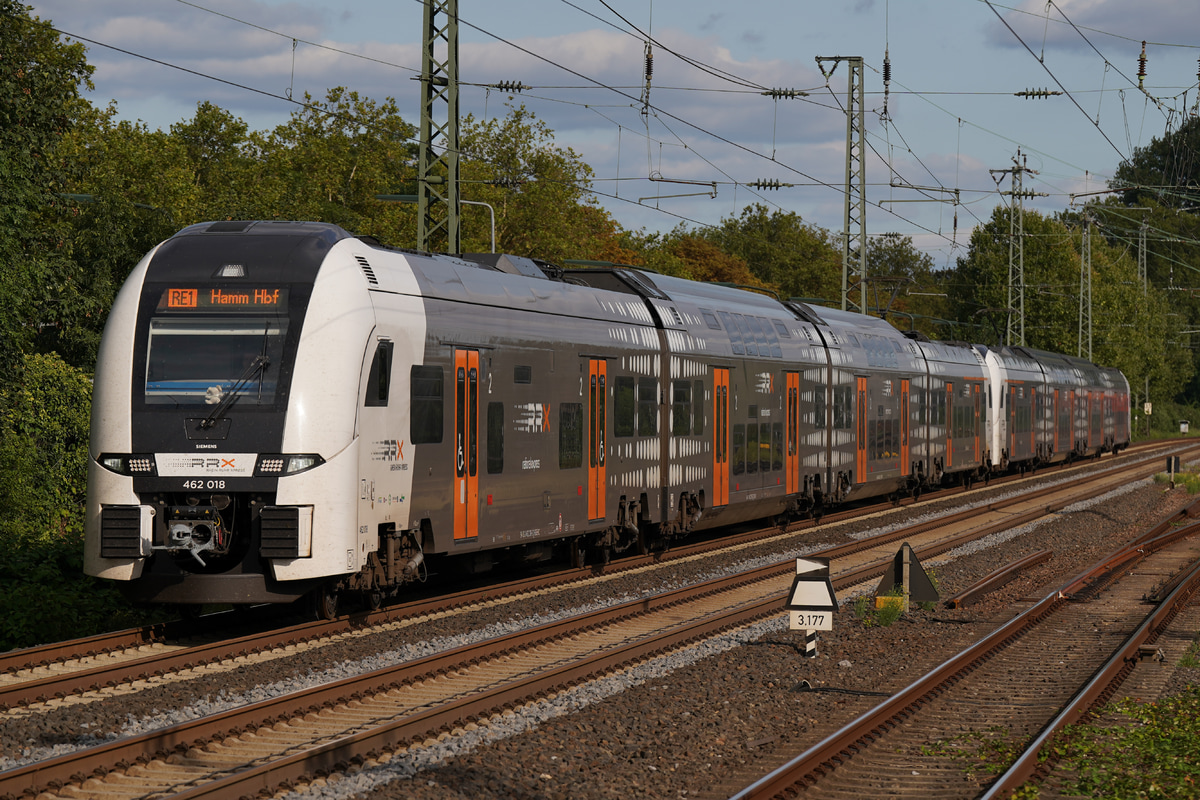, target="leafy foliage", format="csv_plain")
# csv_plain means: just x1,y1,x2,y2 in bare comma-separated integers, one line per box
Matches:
1049,687,1200,799
0,0,93,377
0,353,151,650
699,204,843,302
